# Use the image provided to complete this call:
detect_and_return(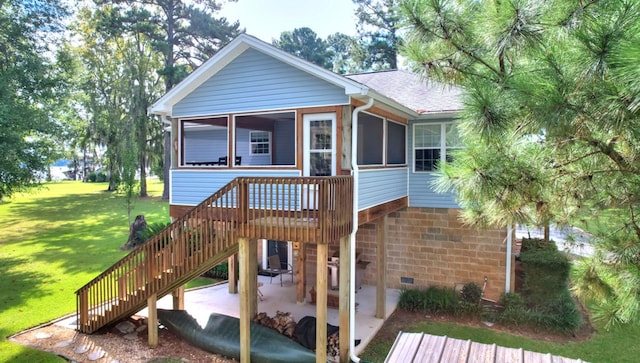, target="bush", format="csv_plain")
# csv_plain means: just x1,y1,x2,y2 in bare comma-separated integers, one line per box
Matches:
96,172,108,182
398,286,460,314
520,237,557,252
520,247,571,306
496,292,530,326
460,282,483,304
203,262,229,280
88,172,97,182
398,288,426,312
